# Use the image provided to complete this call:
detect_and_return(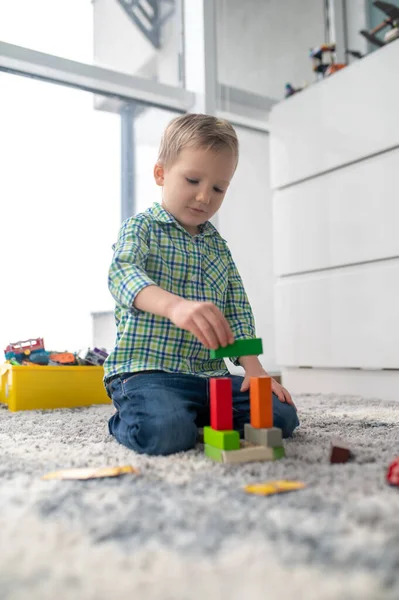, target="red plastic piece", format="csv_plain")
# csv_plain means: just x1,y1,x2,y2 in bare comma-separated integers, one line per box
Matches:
387,458,399,486
210,378,233,431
